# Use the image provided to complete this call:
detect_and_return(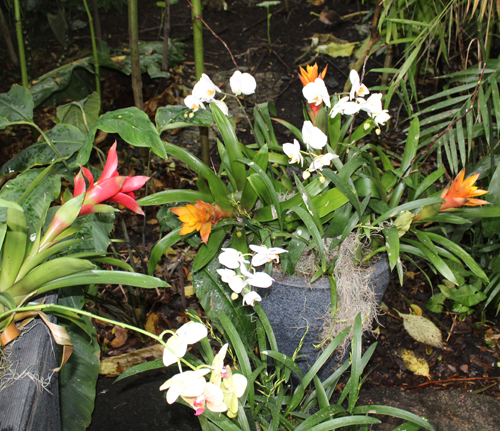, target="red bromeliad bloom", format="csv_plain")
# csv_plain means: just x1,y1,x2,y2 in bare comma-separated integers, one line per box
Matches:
439,169,489,212
299,63,328,118
171,200,233,244
74,142,149,216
